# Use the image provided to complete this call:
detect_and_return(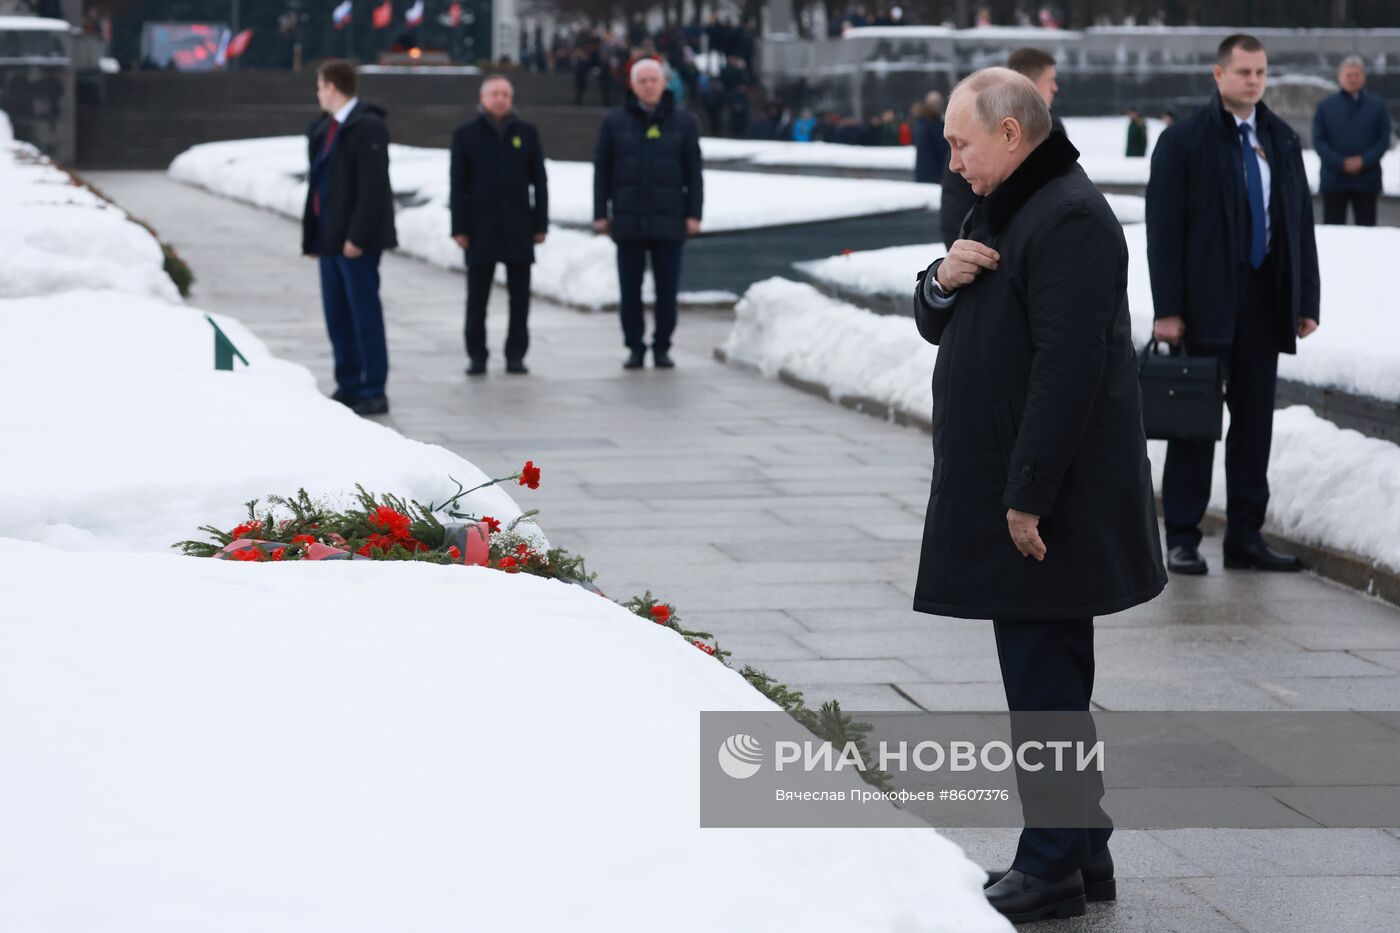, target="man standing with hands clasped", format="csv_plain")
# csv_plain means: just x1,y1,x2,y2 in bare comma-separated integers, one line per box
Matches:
302,60,397,417
1313,55,1392,227
1147,34,1321,575
913,67,1166,924
451,75,549,376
